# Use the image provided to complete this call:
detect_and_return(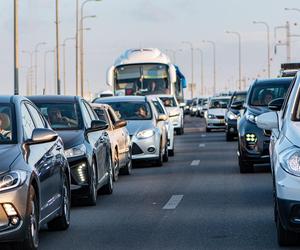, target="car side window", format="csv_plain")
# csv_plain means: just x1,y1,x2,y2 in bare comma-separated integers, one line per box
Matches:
81,101,93,128
21,104,36,140
107,108,117,124
26,103,46,128
84,102,98,121
282,77,296,119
